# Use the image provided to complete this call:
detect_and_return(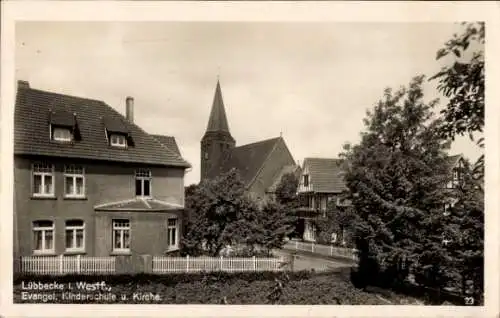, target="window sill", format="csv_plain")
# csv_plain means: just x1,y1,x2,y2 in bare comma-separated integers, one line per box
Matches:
64,196,88,201
33,251,56,256
64,250,86,256
165,247,180,253
111,250,131,256
31,196,57,200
